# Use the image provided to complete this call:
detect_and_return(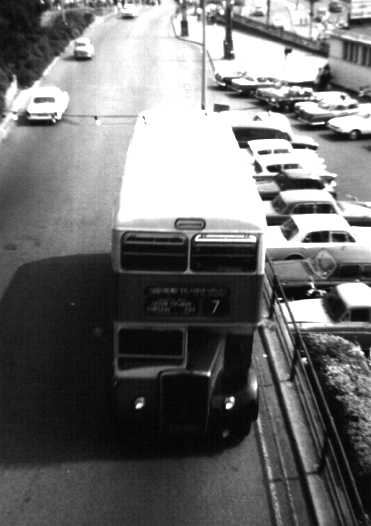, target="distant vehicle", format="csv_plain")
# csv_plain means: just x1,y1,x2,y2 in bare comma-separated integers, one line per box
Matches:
295,96,360,126
120,1,139,18
26,86,70,124
327,106,371,139
265,214,371,261
281,282,371,354
251,149,327,178
214,64,247,88
266,86,317,112
256,168,337,200
218,110,319,149
73,37,94,59
263,189,371,226
314,5,329,22
328,0,344,12
250,4,266,16
230,75,280,97
358,85,371,101
272,246,371,299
